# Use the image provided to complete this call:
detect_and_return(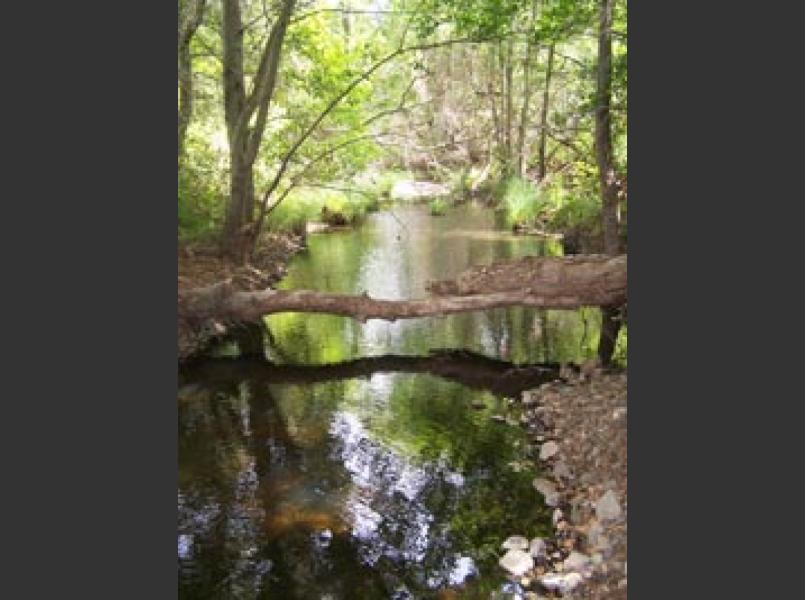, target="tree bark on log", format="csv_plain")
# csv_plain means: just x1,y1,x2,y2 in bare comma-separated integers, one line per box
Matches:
180,255,626,325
